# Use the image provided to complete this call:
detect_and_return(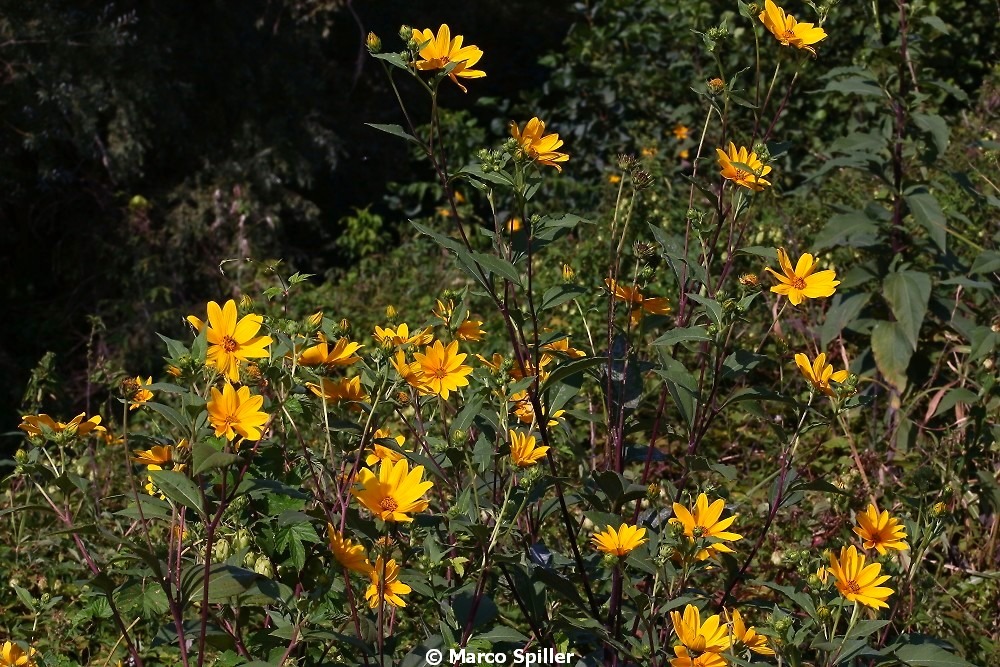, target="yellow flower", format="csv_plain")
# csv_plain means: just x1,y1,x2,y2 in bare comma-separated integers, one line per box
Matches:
540,336,587,361
591,523,648,557
716,142,772,192
828,545,894,609
307,376,369,410
432,298,455,324
759,0,828,55
207,383,269,441
671,604,731,654
327,524,371,573
375,323,433,347
132,445,174,467
390,350,433,394
19,413,105,438
365,557,411,608
298,335,362,368
198,300,273,382
506,217,524,233
509,430,549,468
510,117,570,172
366,429,409,466
608,174,622,184
670,493,743,561
853,504,909,555
127,376,154,410
669,647,727,667
728,608,775,655
794,352,849,396
411,24,485,93
413,340,473,400
673,123,690,140
605,278,672,327
0,641,37,667
456,319,485,341
765,248,840,306
511,390,564,427
353,458,433,523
